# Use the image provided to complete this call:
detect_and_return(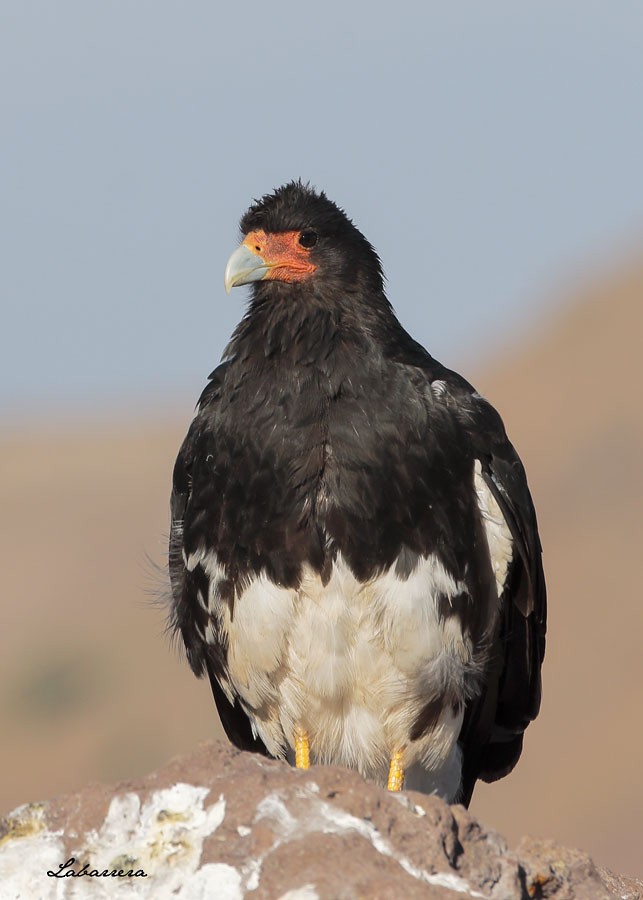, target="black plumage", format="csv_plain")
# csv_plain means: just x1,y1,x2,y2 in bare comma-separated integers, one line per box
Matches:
168,181,546,804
